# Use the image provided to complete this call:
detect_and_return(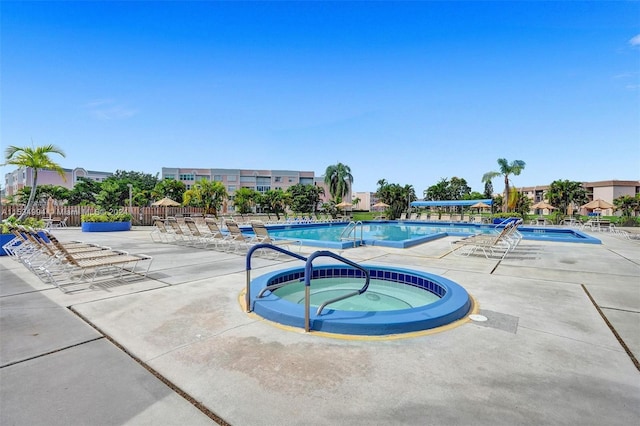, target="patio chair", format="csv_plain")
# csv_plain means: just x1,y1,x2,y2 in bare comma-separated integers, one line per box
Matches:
223,220,253,254
165,217,191,245
249,220,301,258
183,217,214,248
39,231,153,292
150,218,175,244
203,218,233,250
449,222,516,260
